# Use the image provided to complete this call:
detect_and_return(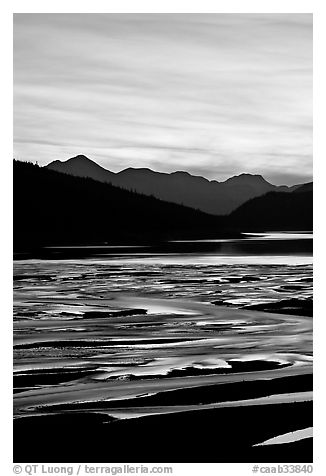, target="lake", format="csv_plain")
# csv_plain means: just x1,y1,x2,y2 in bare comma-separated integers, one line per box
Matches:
13,231,313,462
